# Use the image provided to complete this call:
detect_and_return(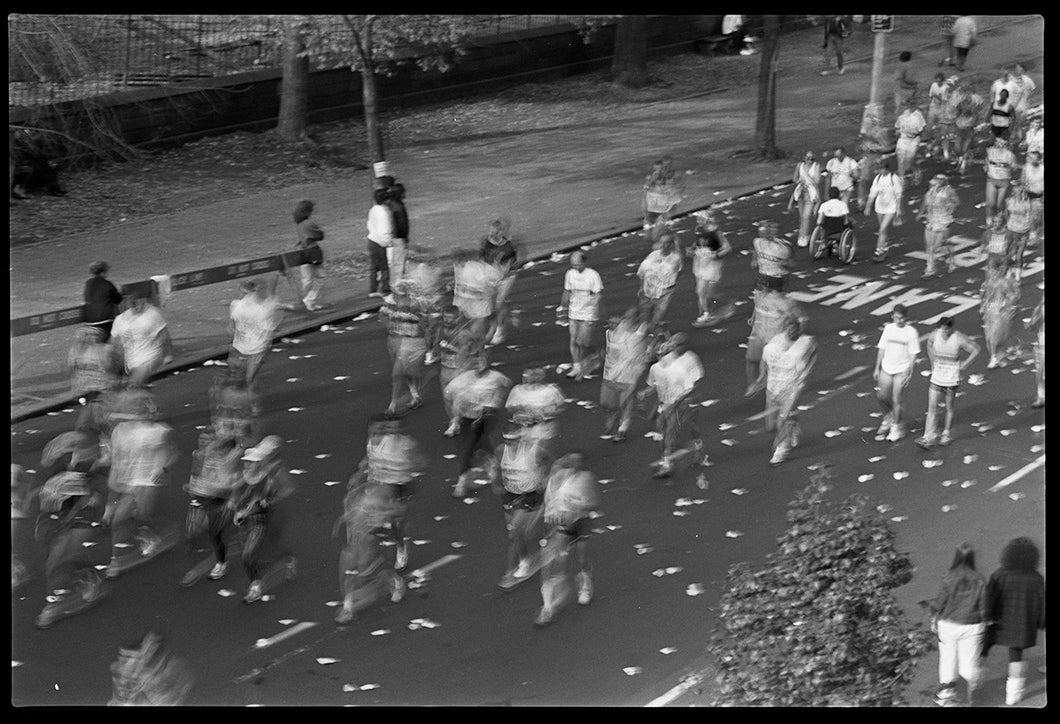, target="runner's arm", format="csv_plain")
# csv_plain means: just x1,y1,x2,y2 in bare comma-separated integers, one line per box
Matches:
959,334,981,370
